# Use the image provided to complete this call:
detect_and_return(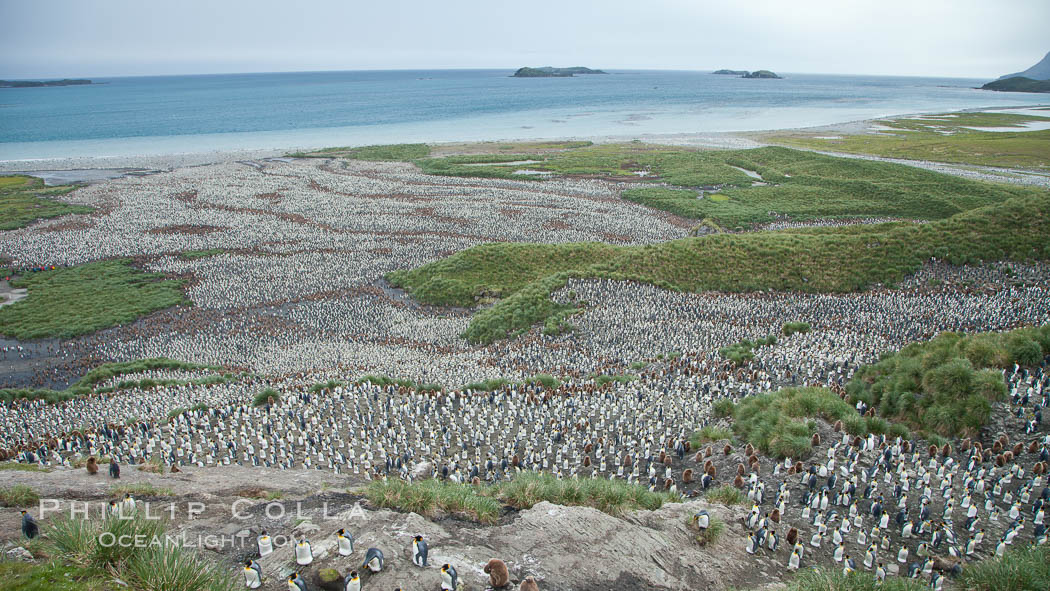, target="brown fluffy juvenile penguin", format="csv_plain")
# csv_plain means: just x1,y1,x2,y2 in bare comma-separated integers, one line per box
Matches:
86,457,99,475
484,558,510,588
520,576,539,591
